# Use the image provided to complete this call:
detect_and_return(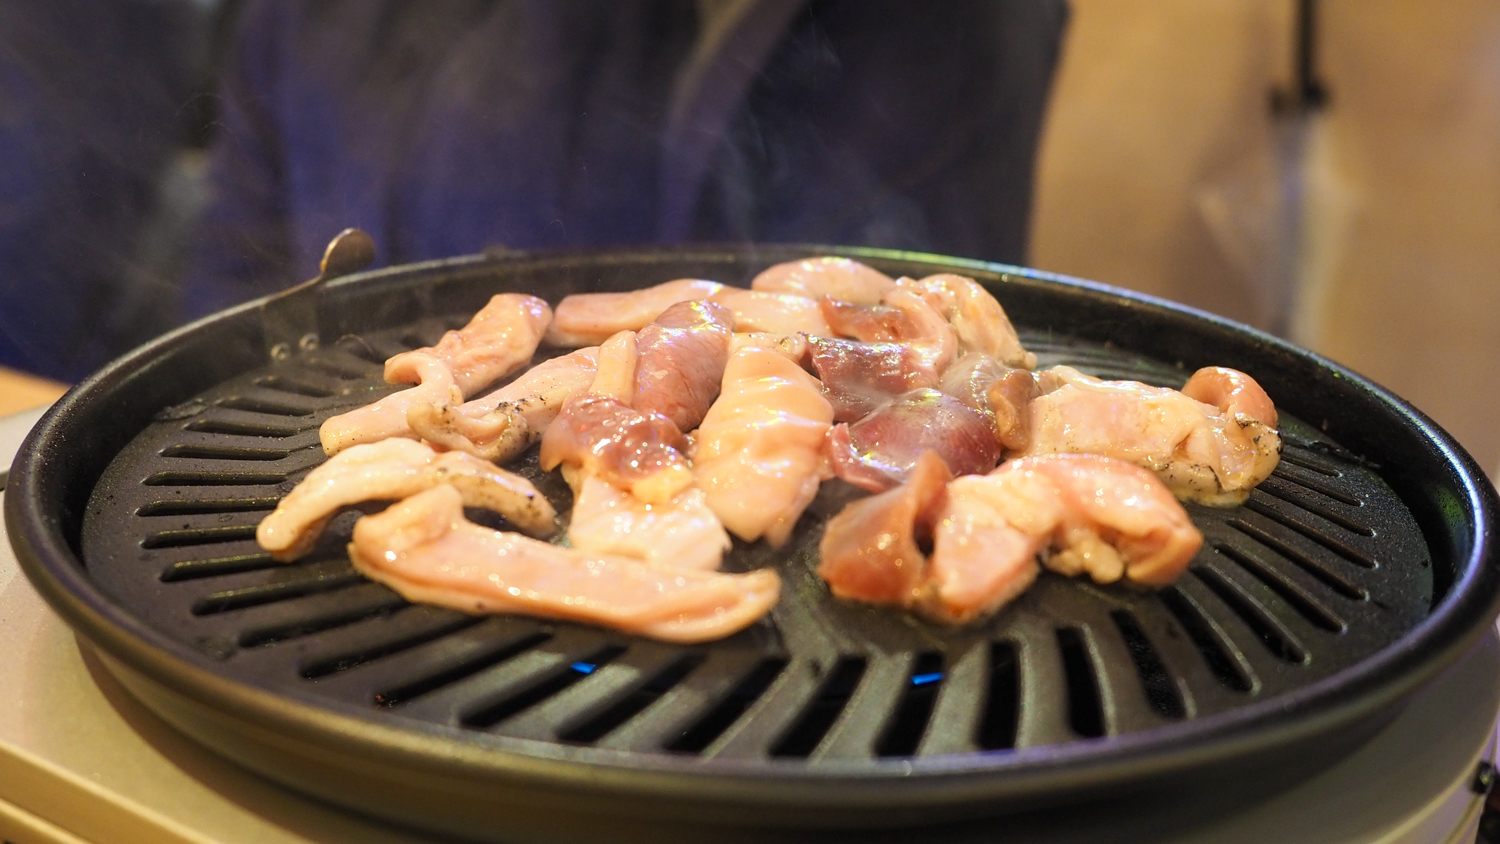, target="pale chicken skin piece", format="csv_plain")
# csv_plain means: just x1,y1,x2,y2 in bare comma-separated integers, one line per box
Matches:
750,256,896,304
817,452,1201,625
708,287,831,336
924,455,1200,623
320,293,551,454
694,345,835,547
1019,365,1281,505
545,279,725,347
898,273,1035,370
256,438,556,561
406,346,599,462
348,486,780,644
566,474,731,572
